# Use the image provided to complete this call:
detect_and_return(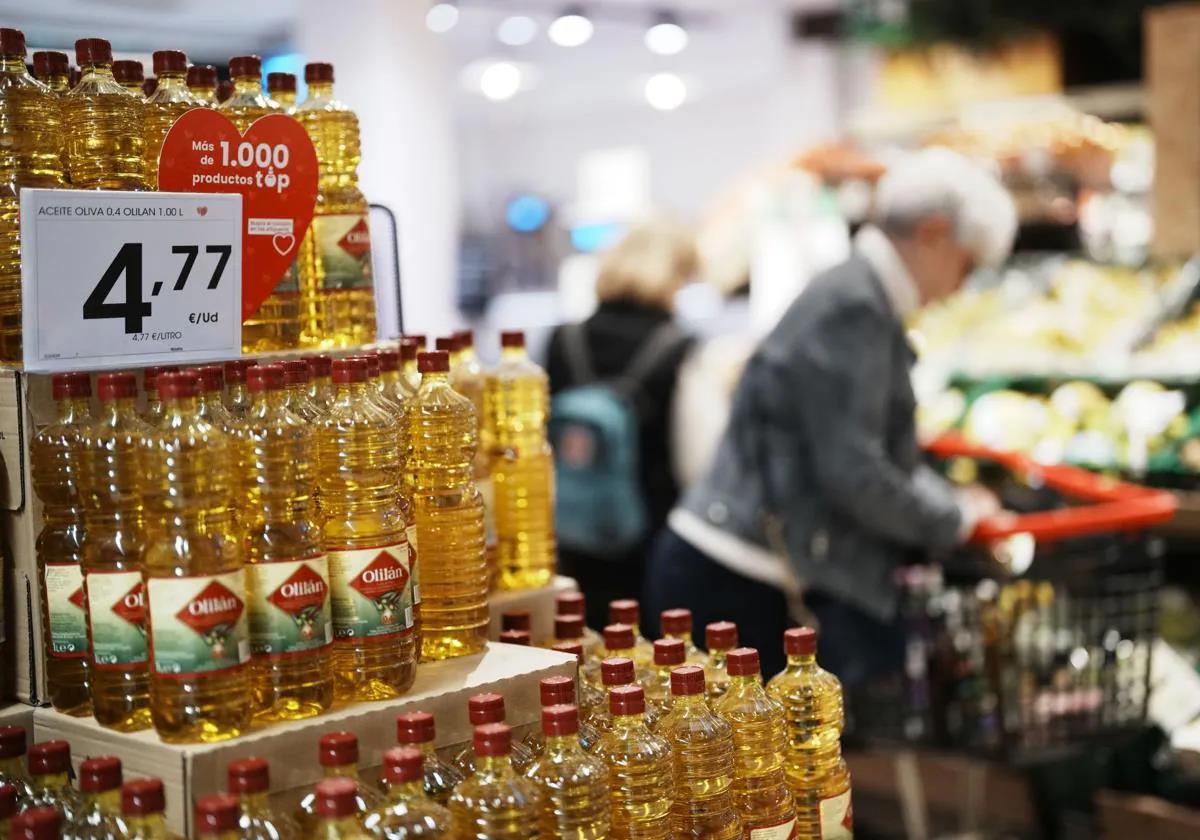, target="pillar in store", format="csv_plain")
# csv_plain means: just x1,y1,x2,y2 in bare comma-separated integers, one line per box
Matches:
294,0,460,336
